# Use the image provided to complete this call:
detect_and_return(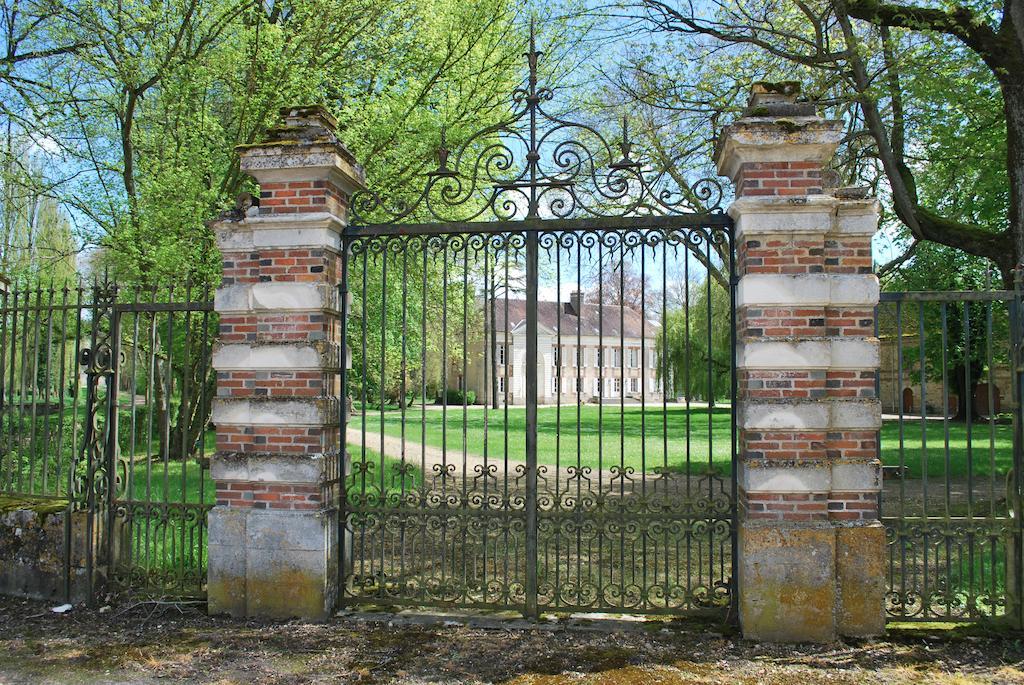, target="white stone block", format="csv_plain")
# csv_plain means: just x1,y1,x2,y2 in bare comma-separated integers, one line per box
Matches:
714,120,843,179
212,453,325,483
736,274,878,308
213,214,344,251
834,198,880,235
741,461,831,493
742,399,880,431
739,338,879,371
830,339,879,369
215,282,335,314
743,401,829,431
831,460,881,492
735,209,833,239
739,340,831,370
212,398,328,427
829,400,881,430
730,195,880,238
213,343,329,371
